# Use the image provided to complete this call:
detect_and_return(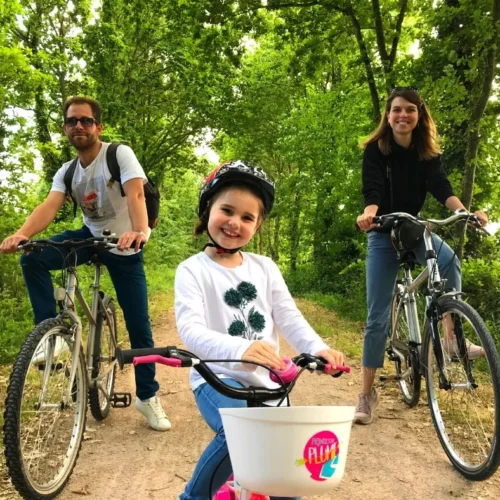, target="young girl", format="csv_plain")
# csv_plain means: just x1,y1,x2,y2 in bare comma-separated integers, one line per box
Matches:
175,161,344,500
355,88,488,425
